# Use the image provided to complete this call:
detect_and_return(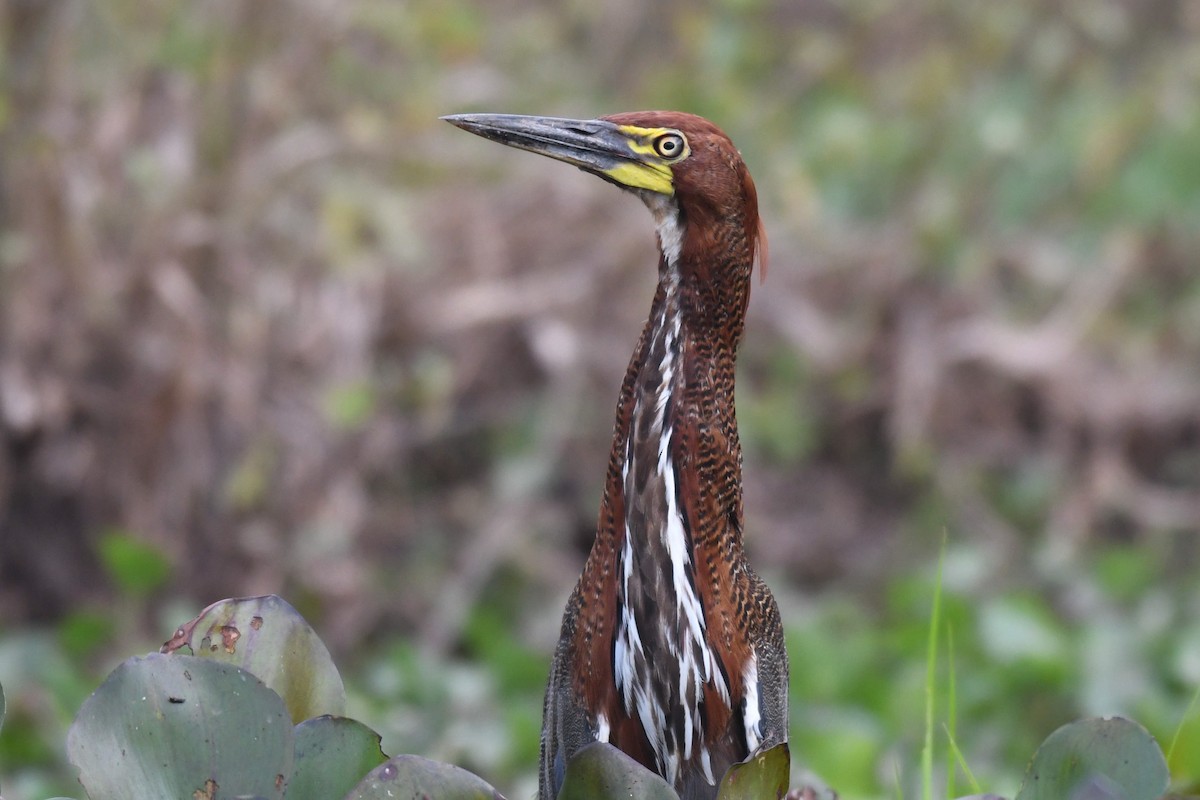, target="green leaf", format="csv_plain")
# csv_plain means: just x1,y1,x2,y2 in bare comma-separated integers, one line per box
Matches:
58,610,117,659
322,381,377,429
557,742,677,800
289,716,388,800
224,441,276,510
66,653,292,800
96,529,172,596
342,754,505,799
1015,717,1169,800
716,742,791,799
161,594,345,722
